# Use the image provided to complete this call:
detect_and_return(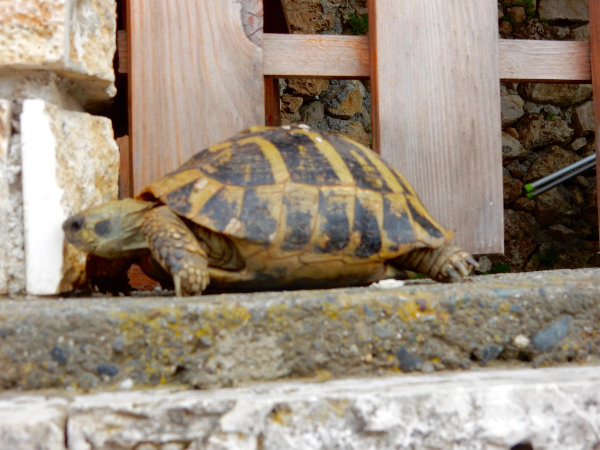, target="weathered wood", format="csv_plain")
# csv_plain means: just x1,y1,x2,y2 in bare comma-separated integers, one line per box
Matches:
368,0,503,254
117,30,128,74
116,135,133,198
590,1,600,242
129,0,265,194
499,40,591,83
119,31,592,83
264,77,281,126
262,34,370,78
